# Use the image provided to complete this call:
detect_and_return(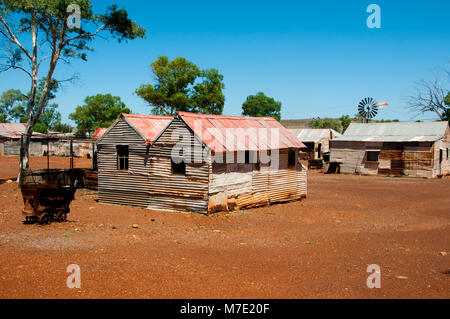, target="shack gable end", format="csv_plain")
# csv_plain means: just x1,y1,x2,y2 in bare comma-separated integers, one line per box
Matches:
97,117,150,208
149,116,208,159
97,118,146,145
147,117,210,213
